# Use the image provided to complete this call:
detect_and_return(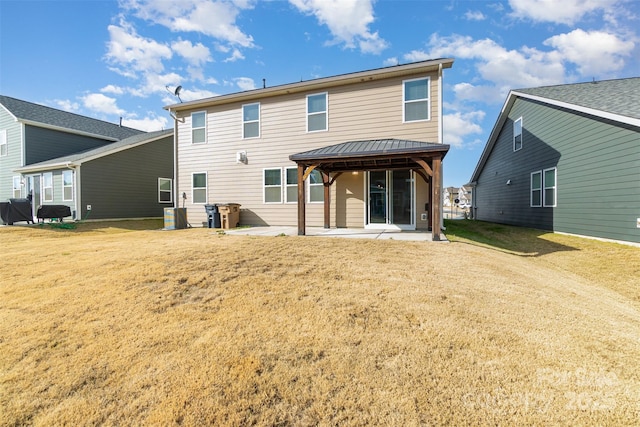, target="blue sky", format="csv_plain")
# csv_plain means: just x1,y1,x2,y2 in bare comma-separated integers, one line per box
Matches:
1,0,638,187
